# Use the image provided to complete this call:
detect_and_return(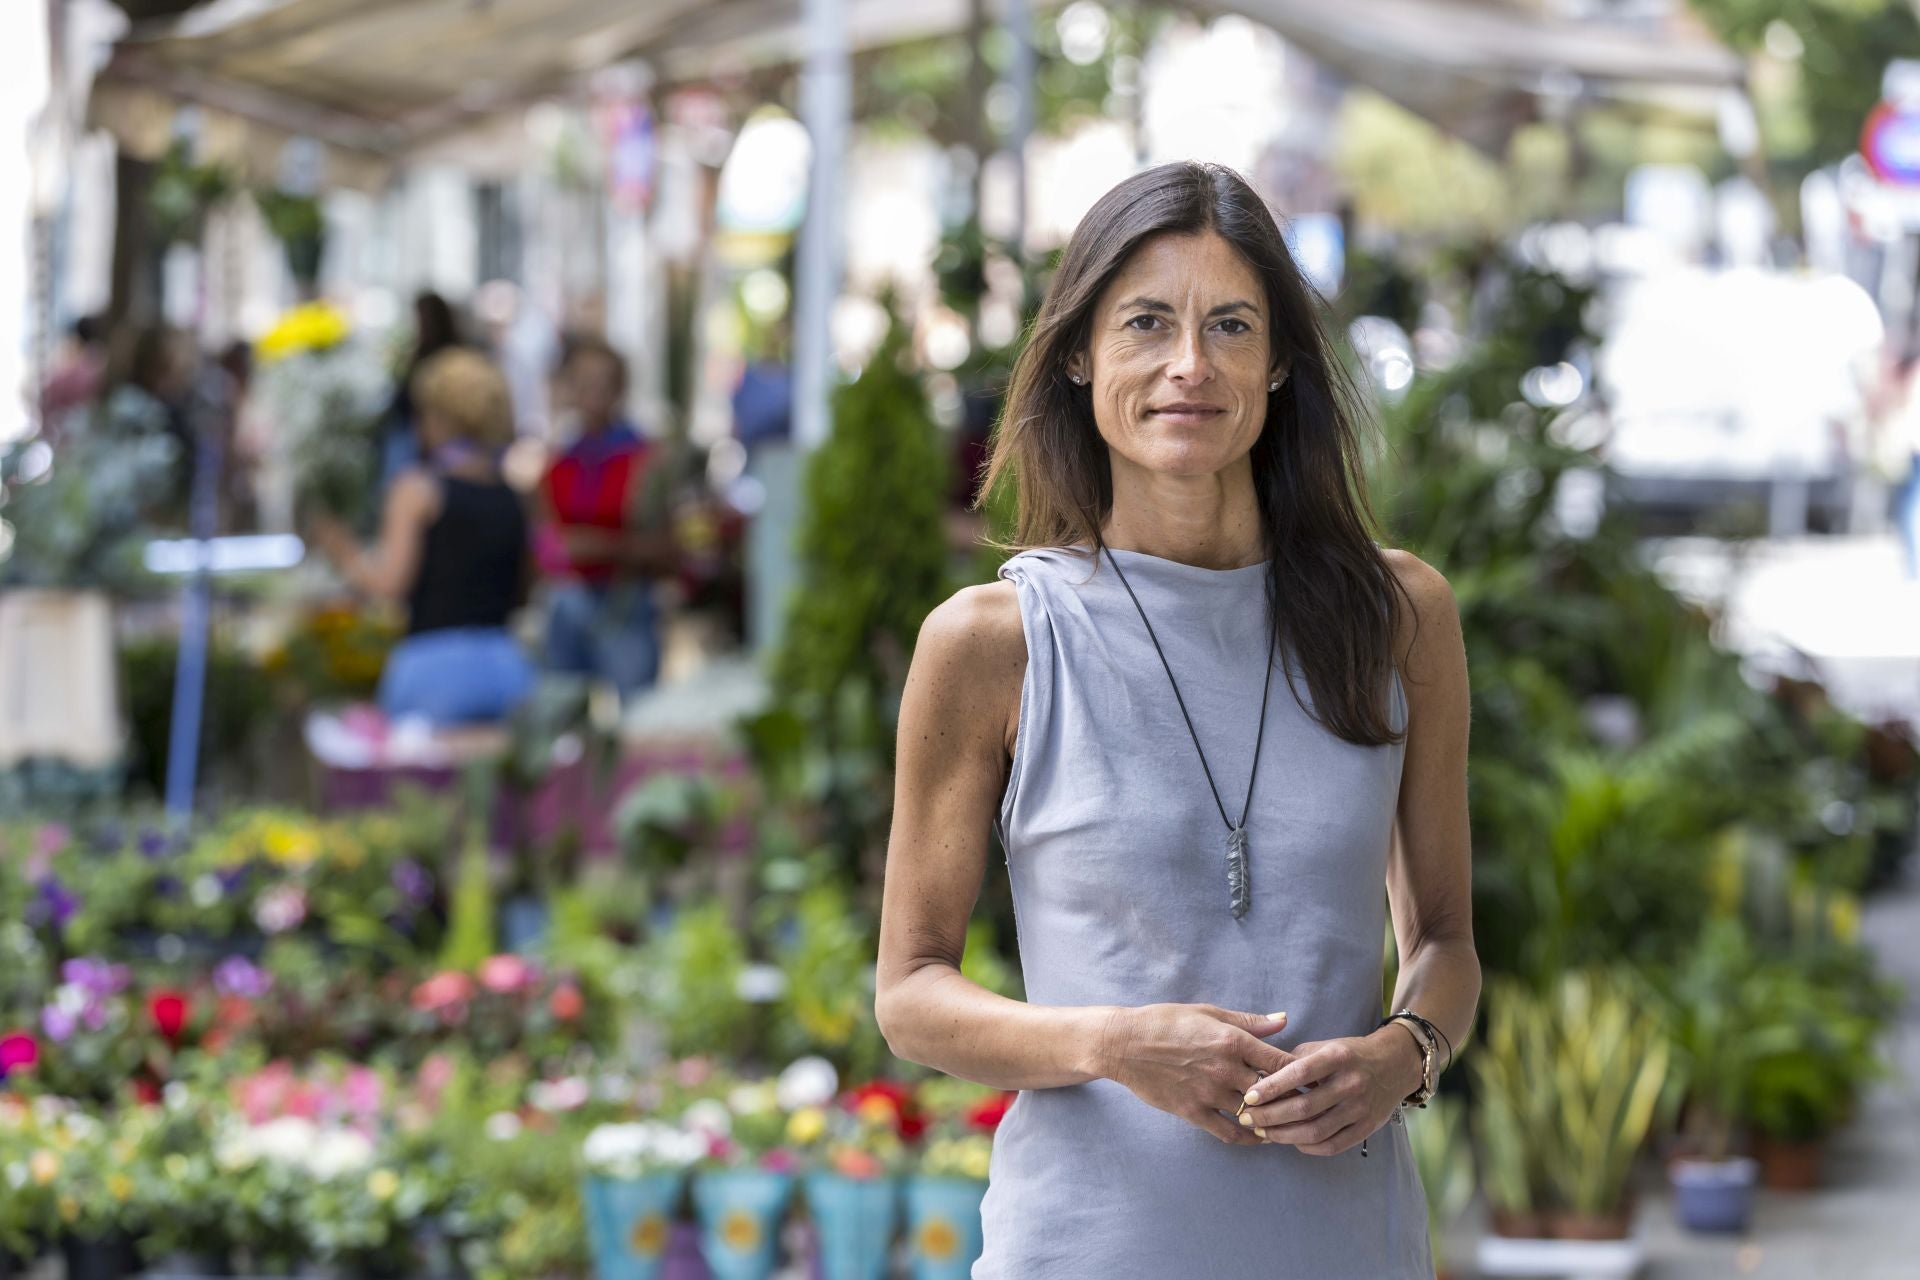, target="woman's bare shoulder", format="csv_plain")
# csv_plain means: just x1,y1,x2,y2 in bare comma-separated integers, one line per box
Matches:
910,581,1027,757
1379,547,1462,679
